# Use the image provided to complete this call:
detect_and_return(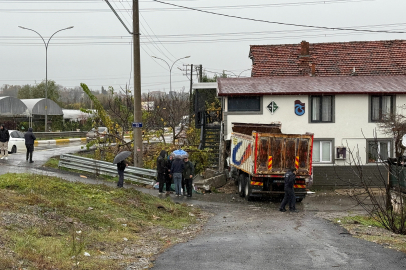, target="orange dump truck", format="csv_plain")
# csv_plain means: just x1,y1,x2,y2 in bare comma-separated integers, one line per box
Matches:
229,123,313,201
